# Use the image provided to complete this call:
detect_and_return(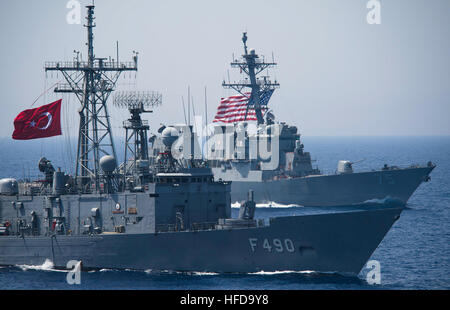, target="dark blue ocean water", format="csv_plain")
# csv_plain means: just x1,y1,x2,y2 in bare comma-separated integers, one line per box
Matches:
0,136,449,290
